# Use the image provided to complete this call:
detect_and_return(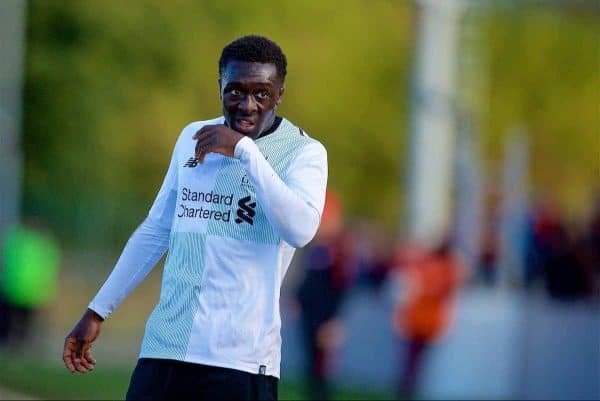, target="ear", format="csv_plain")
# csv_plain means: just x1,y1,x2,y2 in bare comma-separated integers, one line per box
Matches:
276,85,285,106
218,78,222,100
